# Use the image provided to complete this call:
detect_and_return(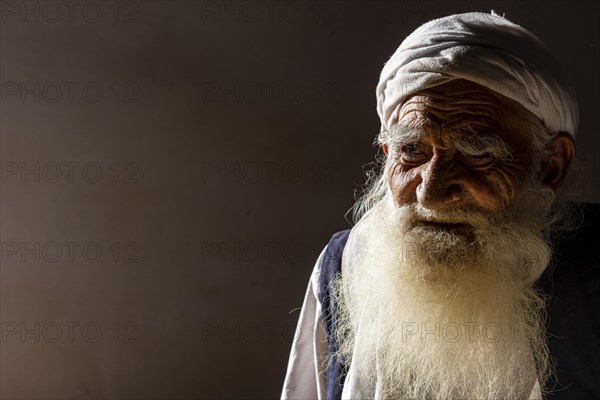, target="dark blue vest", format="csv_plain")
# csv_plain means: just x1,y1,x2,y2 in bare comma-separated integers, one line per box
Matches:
318,203,600,400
